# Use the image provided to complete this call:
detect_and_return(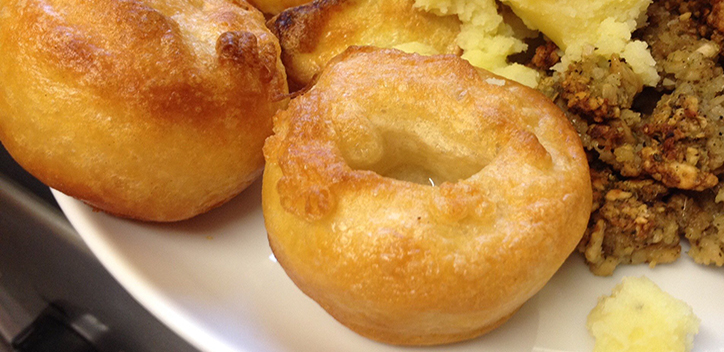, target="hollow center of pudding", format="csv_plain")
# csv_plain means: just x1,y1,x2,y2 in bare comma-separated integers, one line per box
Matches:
336,111,486,186
372,132,484,185
383,164,447,187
